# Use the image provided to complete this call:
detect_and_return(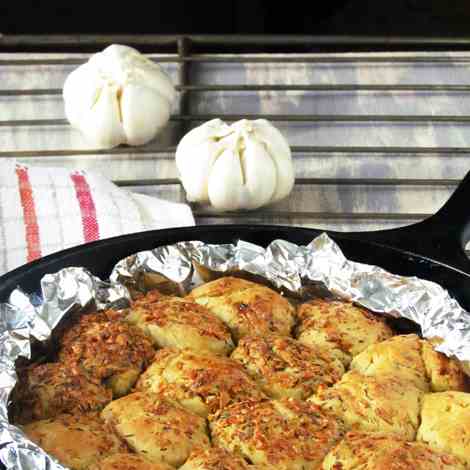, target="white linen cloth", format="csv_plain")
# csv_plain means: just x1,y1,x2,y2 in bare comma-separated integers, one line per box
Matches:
0,161,194,274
